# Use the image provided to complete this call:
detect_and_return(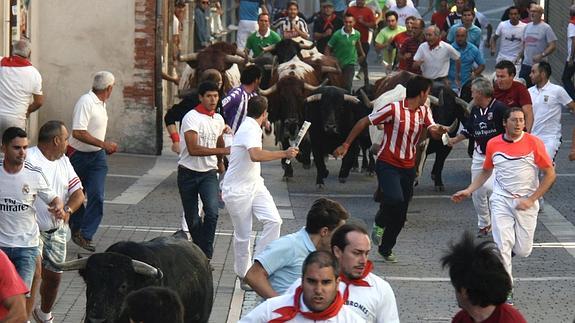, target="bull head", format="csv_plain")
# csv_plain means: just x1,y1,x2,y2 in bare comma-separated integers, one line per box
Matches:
56,256,163,279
